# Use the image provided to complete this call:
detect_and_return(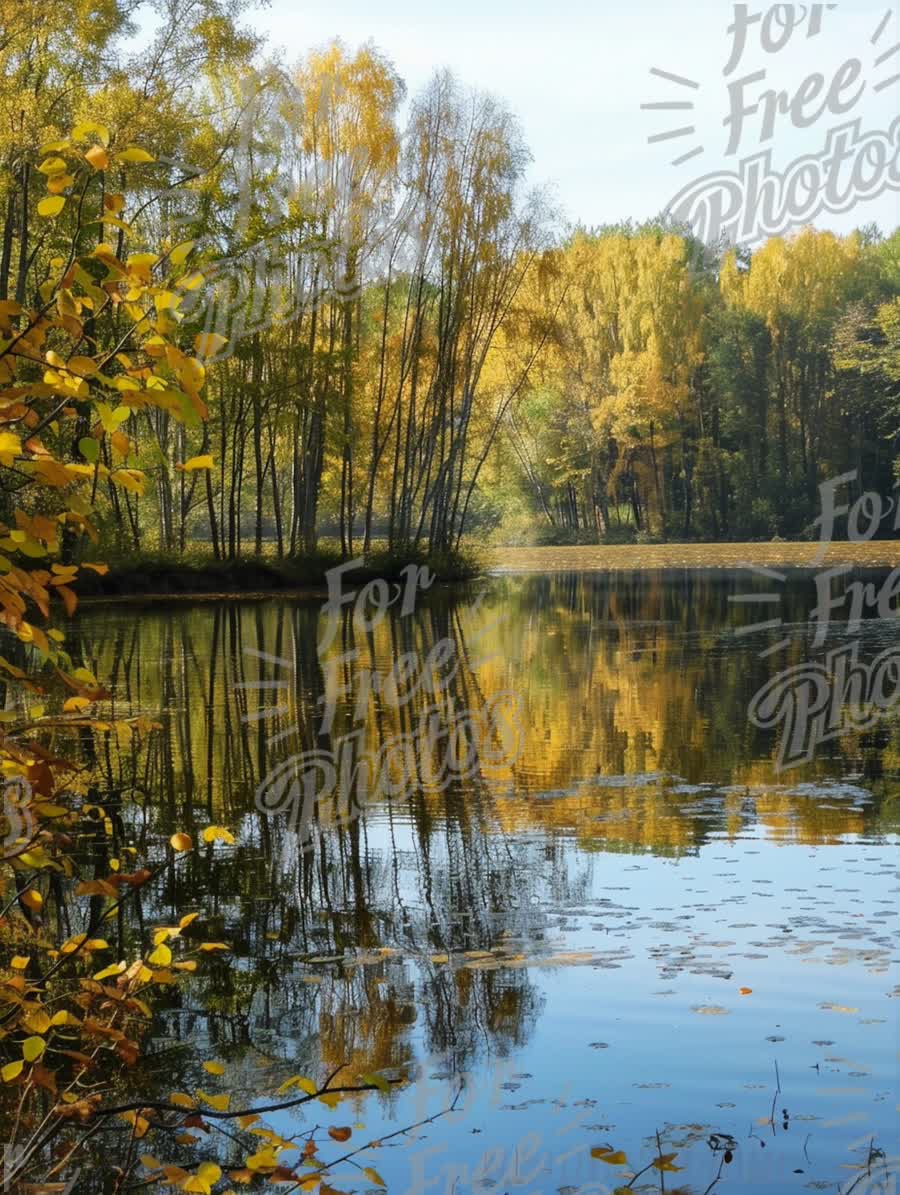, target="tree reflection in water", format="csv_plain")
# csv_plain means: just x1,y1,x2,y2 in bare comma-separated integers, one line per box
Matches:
65,571,900,1193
